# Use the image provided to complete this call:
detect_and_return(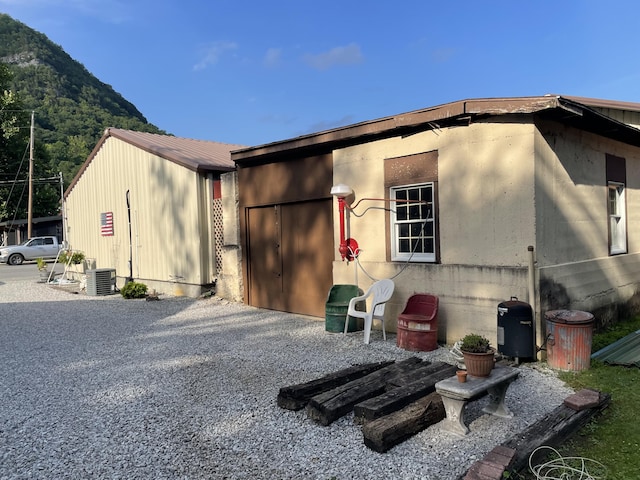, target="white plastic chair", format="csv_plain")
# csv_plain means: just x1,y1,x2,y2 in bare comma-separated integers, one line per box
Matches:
344,279,395,344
